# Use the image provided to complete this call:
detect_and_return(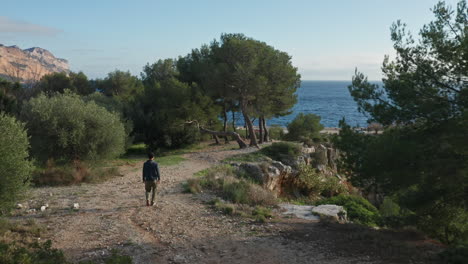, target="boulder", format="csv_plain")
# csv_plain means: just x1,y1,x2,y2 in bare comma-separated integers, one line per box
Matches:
311,204,347,223
236,161,293,195
302,146,316,154
279,204,320,221
313,144,329,168
270,161,292,174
